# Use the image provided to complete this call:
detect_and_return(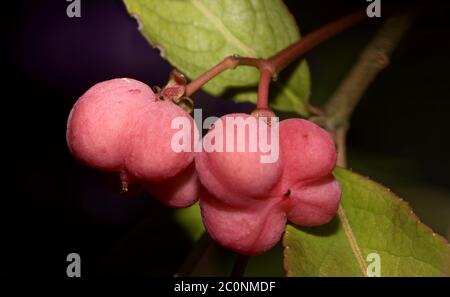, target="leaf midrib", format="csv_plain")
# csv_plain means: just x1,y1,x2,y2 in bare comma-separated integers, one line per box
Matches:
190,0,257,57
190,0,307,113
337,206,368,276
